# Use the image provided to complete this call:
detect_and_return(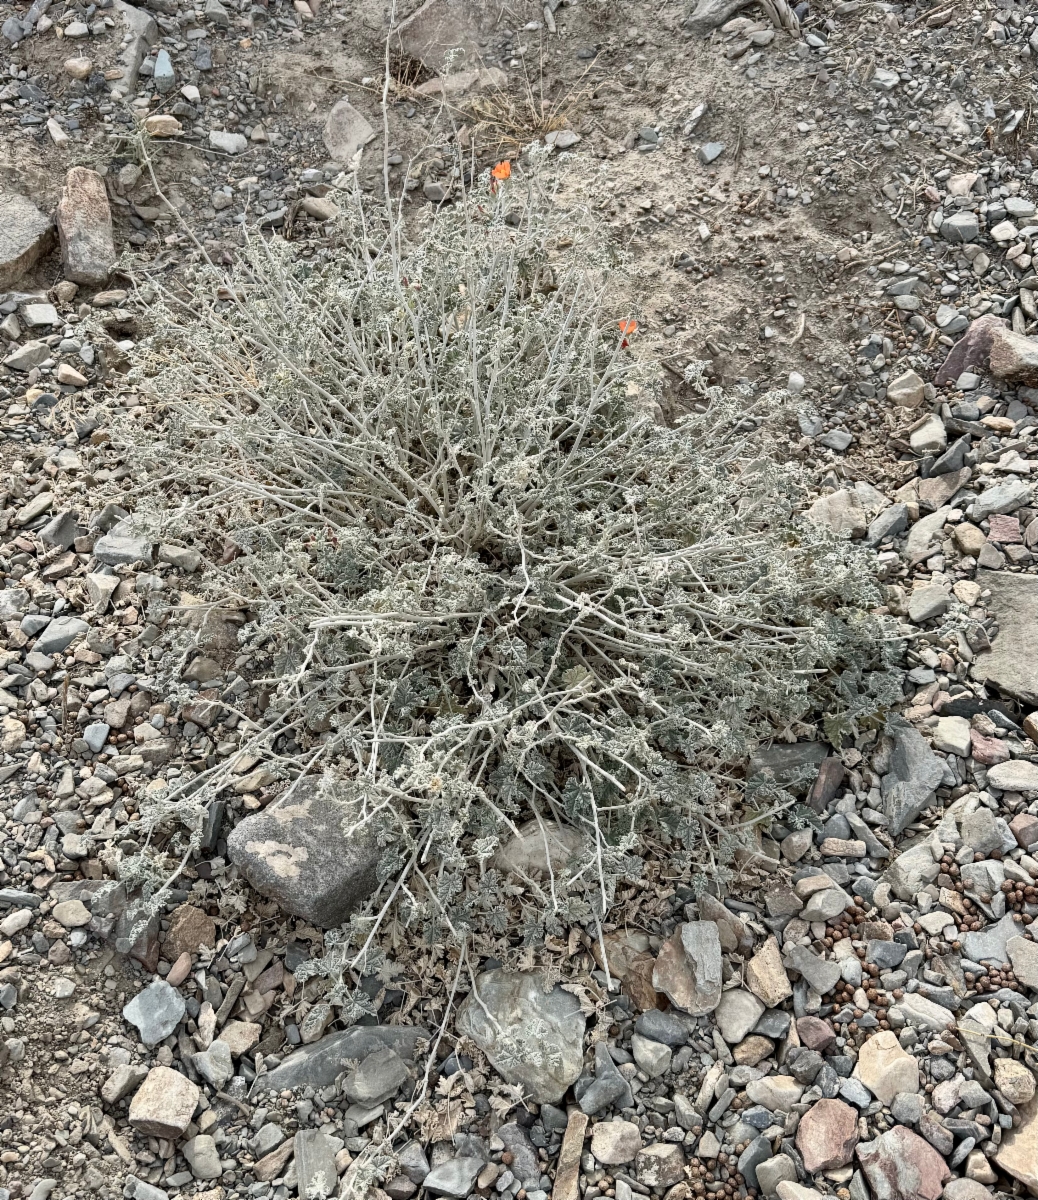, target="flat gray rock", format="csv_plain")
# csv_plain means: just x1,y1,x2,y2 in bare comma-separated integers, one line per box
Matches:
456,969,585,1103
227,773,380,927
972,571,1038,705
252,1024,429,1094
123,979,185,1046
423,1158,483,1198
35,616,89,656
962,912,1019,966
881,720,945,835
